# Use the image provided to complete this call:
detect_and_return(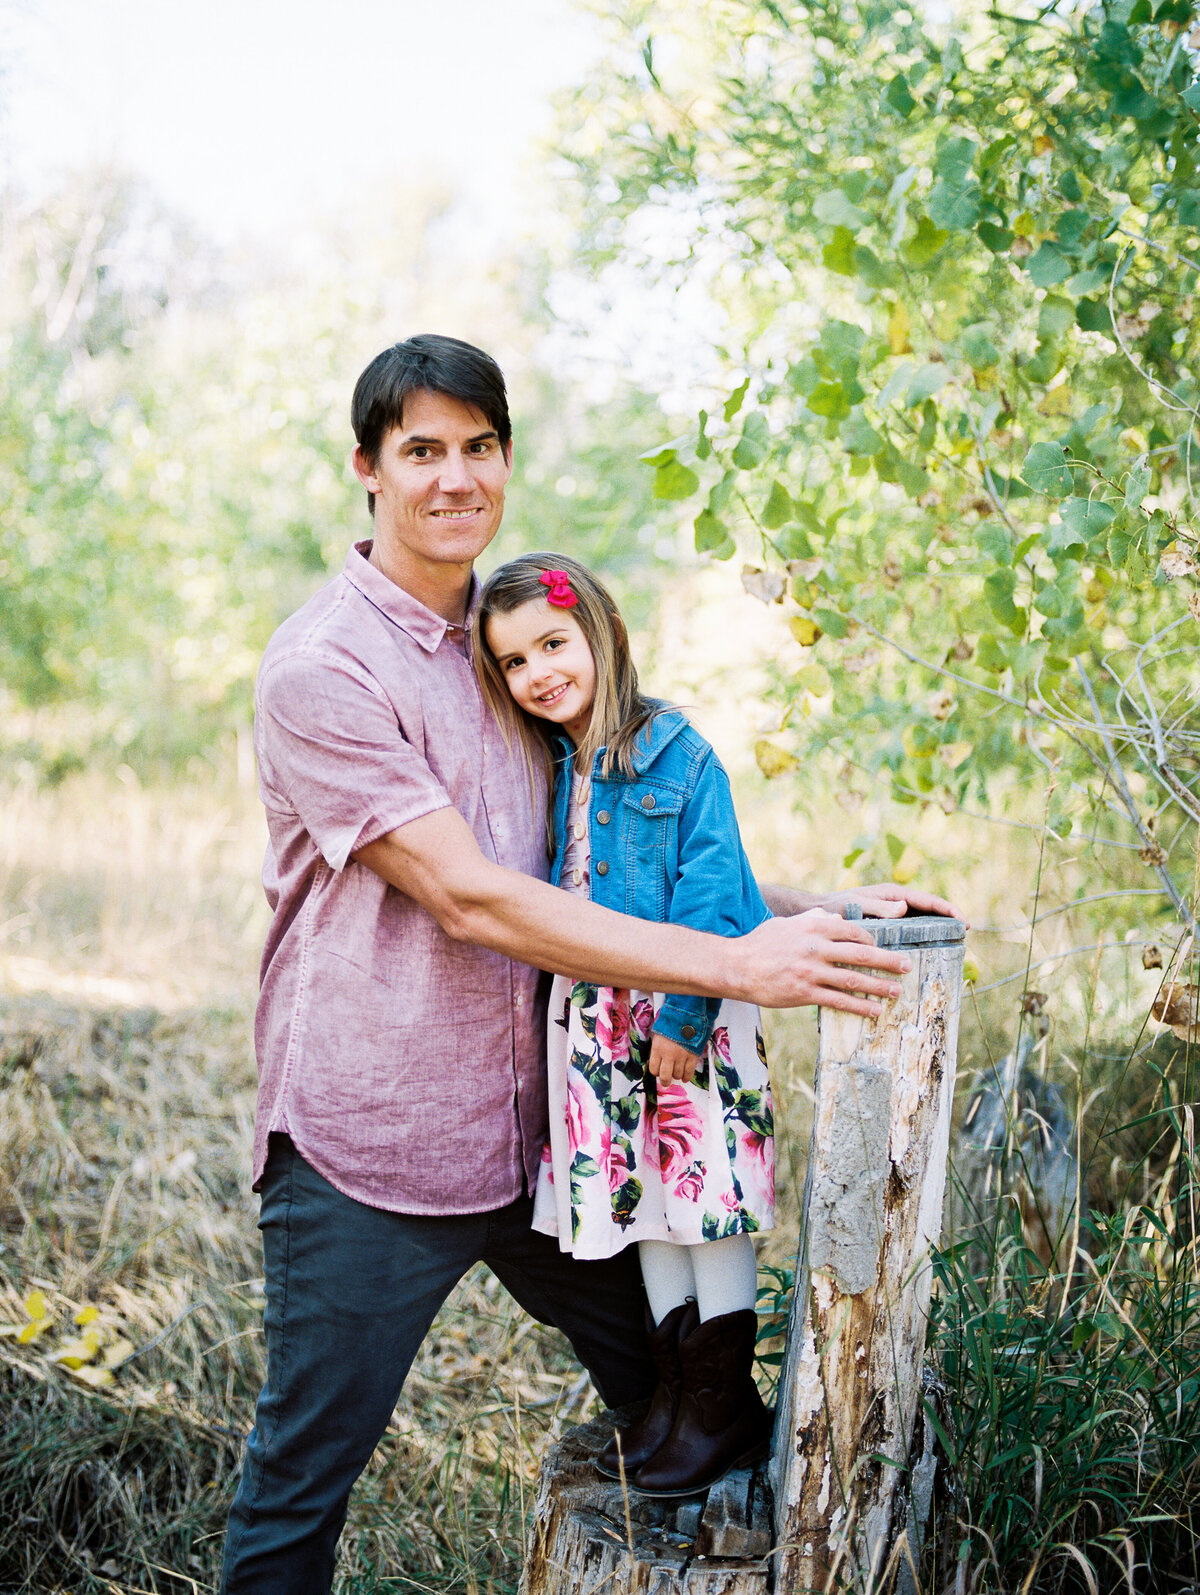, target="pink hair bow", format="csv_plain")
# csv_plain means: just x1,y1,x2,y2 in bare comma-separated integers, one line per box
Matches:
539,569,577,609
